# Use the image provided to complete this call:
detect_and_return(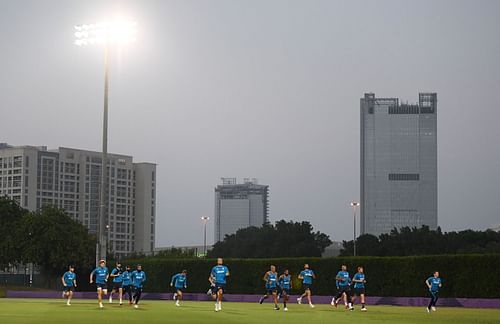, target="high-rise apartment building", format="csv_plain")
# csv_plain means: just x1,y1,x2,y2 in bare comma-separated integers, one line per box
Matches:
0,144,156,256
214,178,269,242
360,93,437,236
